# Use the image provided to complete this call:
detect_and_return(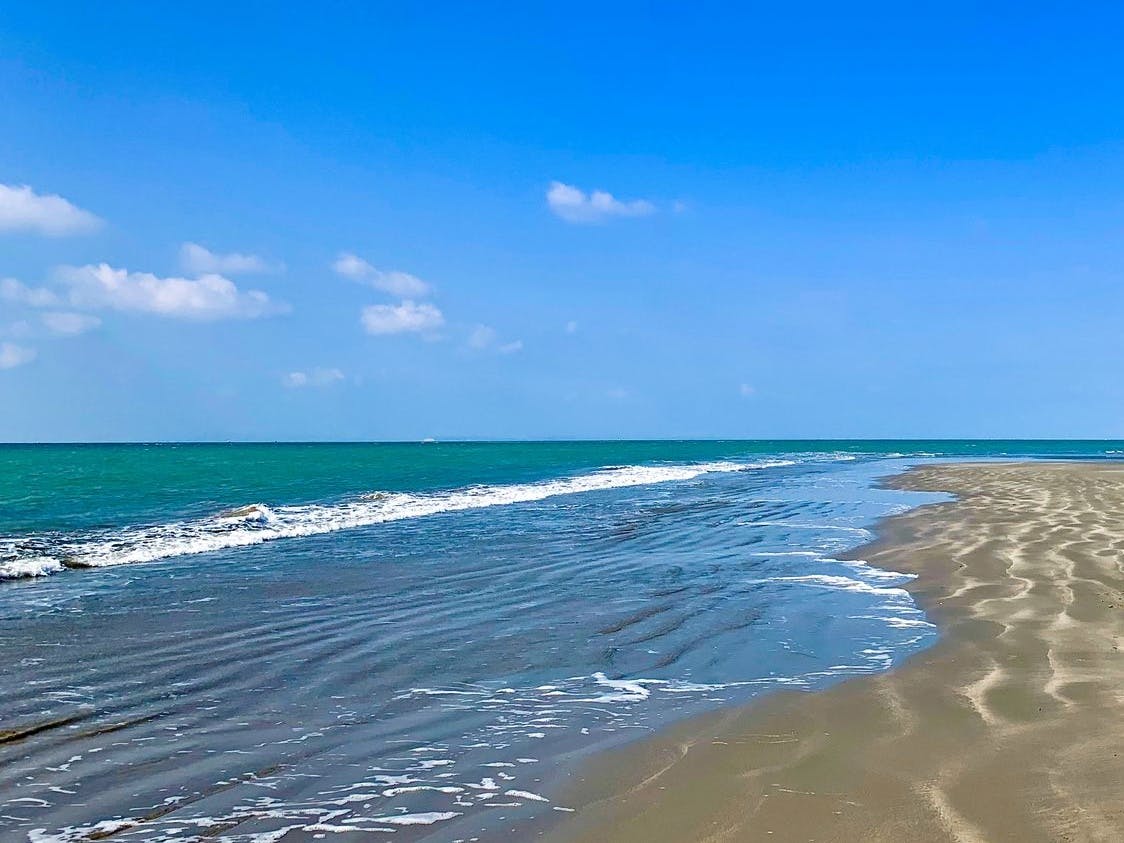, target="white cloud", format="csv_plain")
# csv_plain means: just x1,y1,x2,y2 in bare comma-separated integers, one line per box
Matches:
467,324,522,353
361,300,444,336
1,320,33,339
740,383,756,397
0,342,36,369
41,312,101,336
467,324,497,349
0,184,103,236
1,277,60,307
546,181,655,224
333,253,432,297
55,263,288,320
283,367,344,388
180,242,280,275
